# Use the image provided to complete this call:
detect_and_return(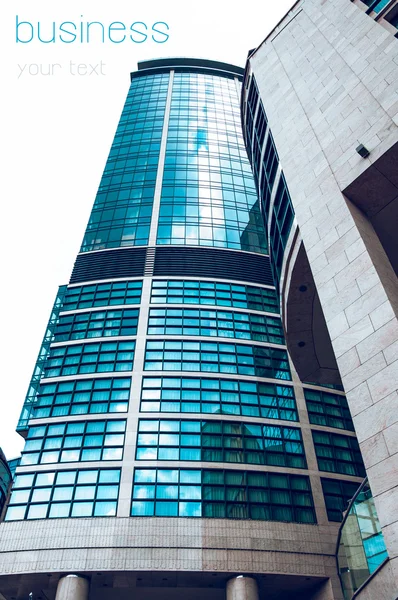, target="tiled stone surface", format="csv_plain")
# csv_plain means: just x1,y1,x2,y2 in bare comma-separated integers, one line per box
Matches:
350,555,398,600
0,518,339,577
249,0,398,562
360,432,389,469
384,418,398,456
353,390,398,444
367,454,398,496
